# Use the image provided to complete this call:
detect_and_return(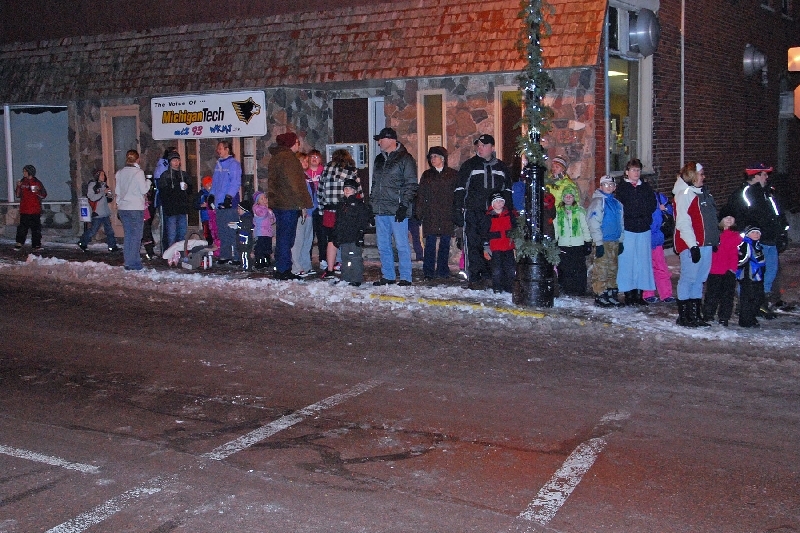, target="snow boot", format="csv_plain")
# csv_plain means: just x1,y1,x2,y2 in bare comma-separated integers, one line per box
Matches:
595,292,613,308
691,299,711,327
676,299,697,327
608,288,624,307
